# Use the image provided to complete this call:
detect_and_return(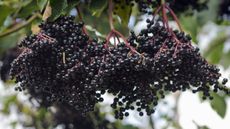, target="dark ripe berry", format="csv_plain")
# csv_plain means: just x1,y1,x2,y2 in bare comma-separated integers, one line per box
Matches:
139,112,144,116
222,78,228,85
99,98,104,102
125,112,129,116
